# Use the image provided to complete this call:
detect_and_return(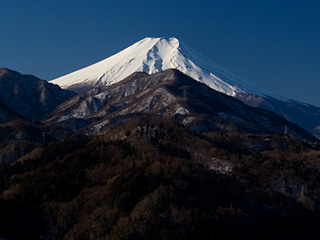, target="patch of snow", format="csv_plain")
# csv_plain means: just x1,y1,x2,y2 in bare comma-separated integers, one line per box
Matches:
175,107,189,115
208,158,233,175
88,119,110,135
182,116,196,125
